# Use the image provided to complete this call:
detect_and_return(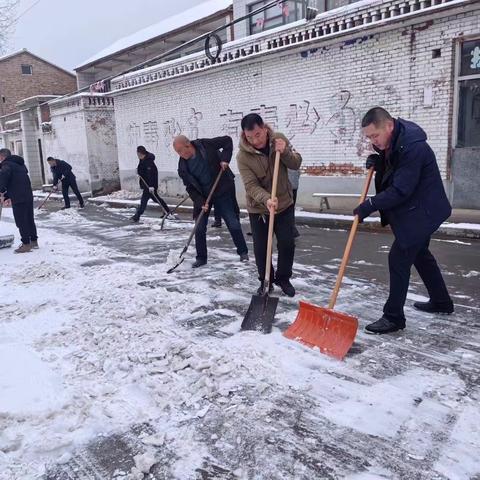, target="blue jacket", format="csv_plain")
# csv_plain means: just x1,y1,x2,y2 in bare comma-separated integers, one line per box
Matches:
177,136,235,206
369,118,451,248
51,159,76,186
0,155,33,205
137,152,158,190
